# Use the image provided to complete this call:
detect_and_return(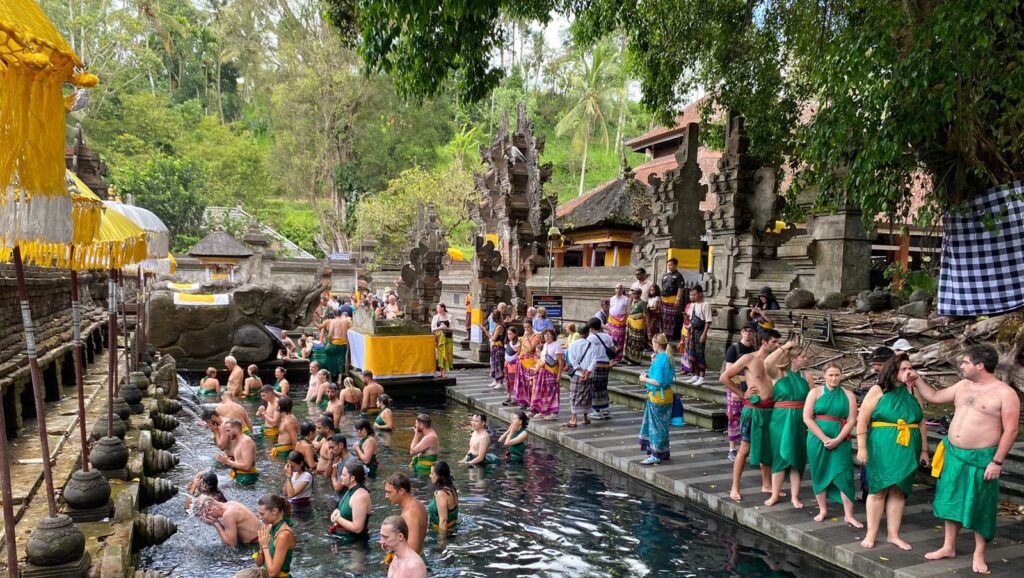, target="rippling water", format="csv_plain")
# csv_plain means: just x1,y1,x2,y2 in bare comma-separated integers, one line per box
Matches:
140,377,842,577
